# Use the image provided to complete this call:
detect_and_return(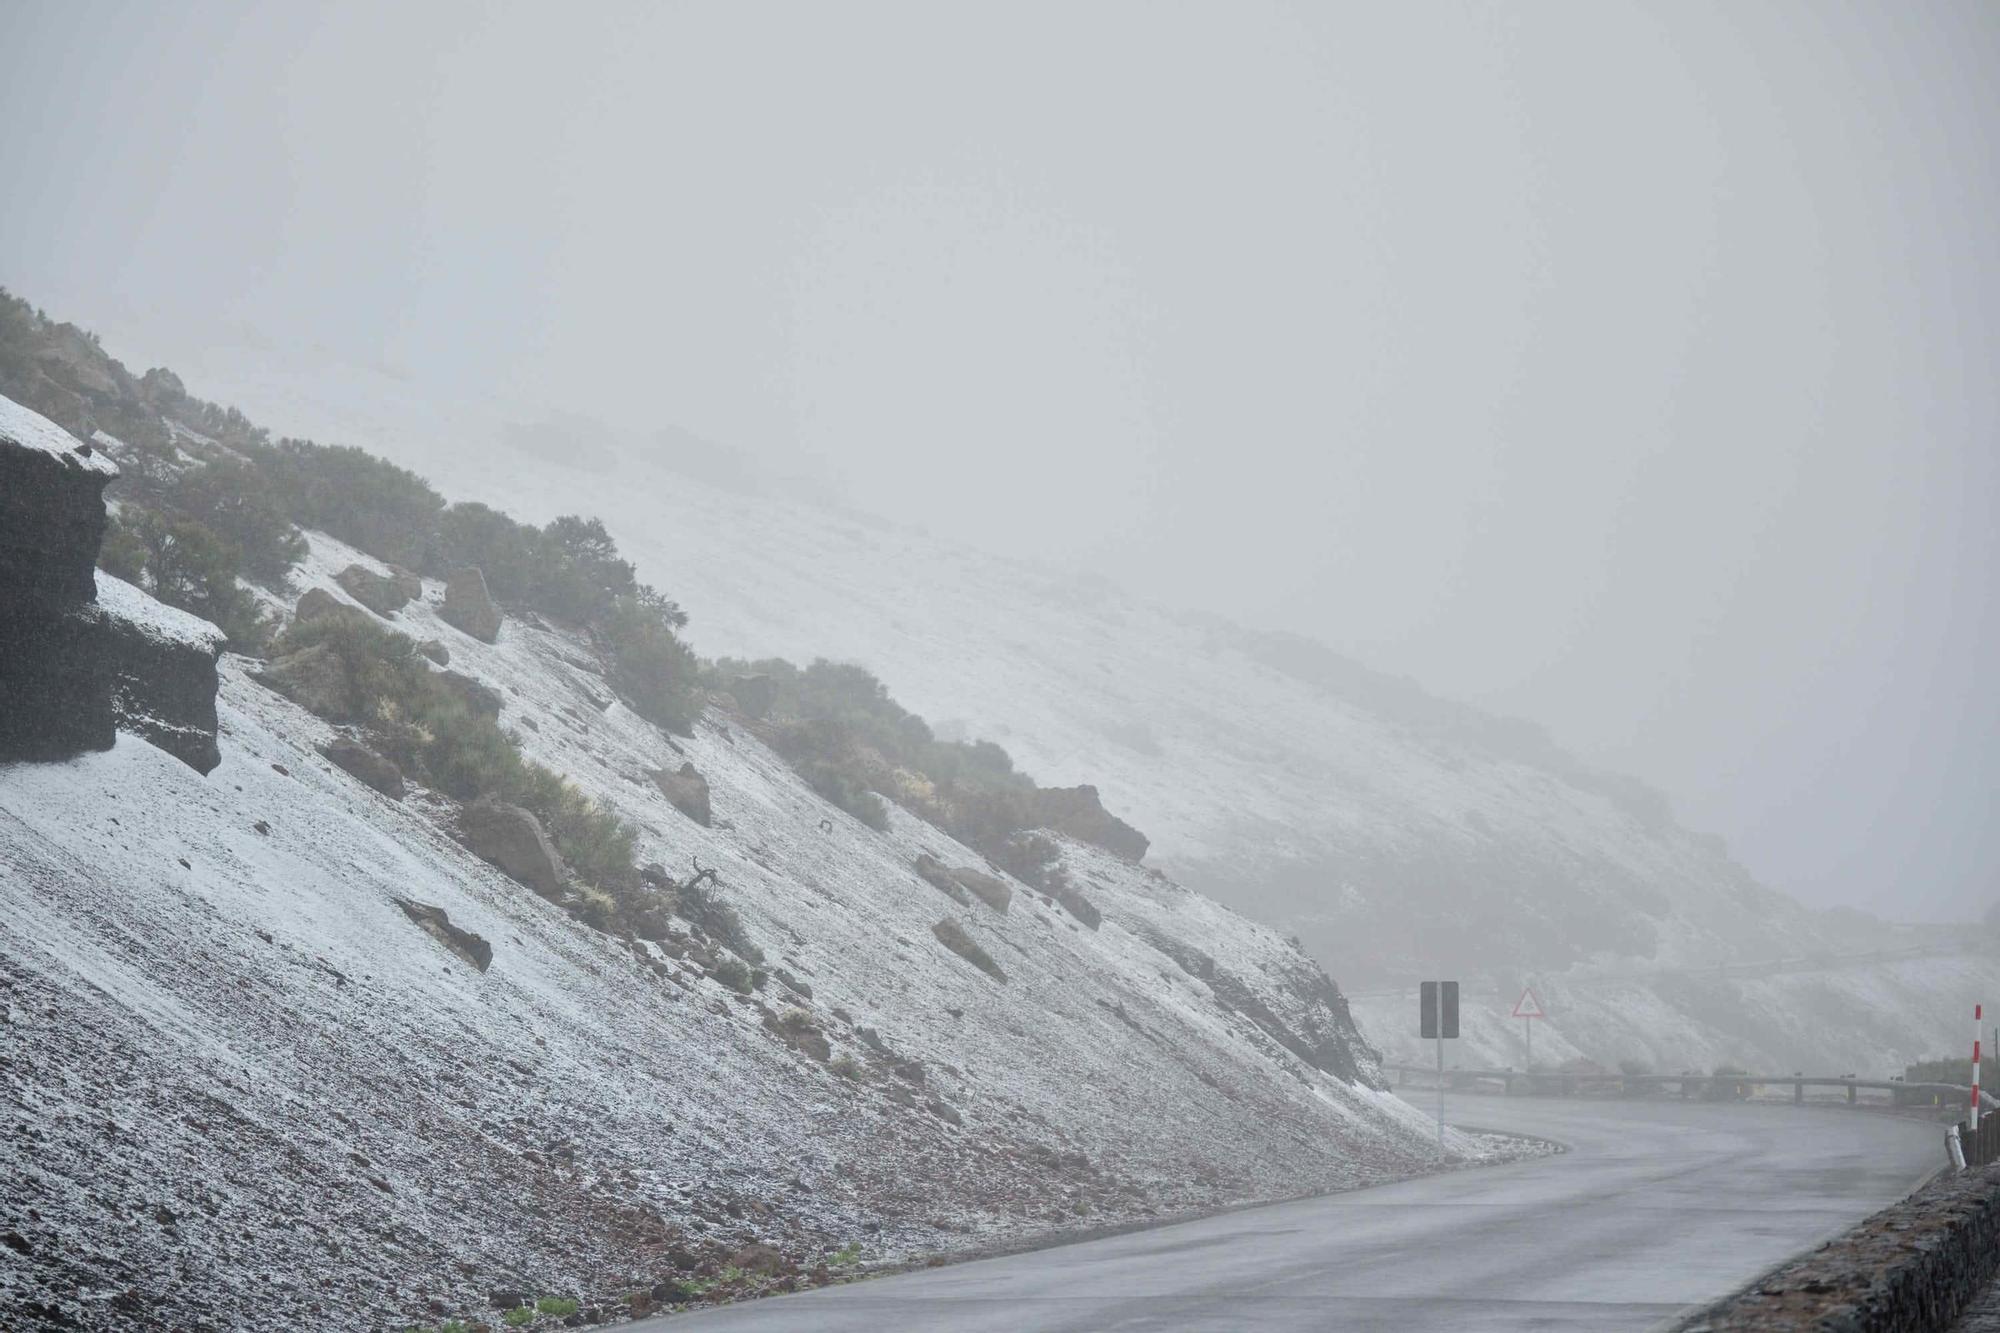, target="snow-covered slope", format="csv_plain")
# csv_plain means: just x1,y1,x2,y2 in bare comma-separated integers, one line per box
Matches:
1,530,1484,1331
236,432,1982,1081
